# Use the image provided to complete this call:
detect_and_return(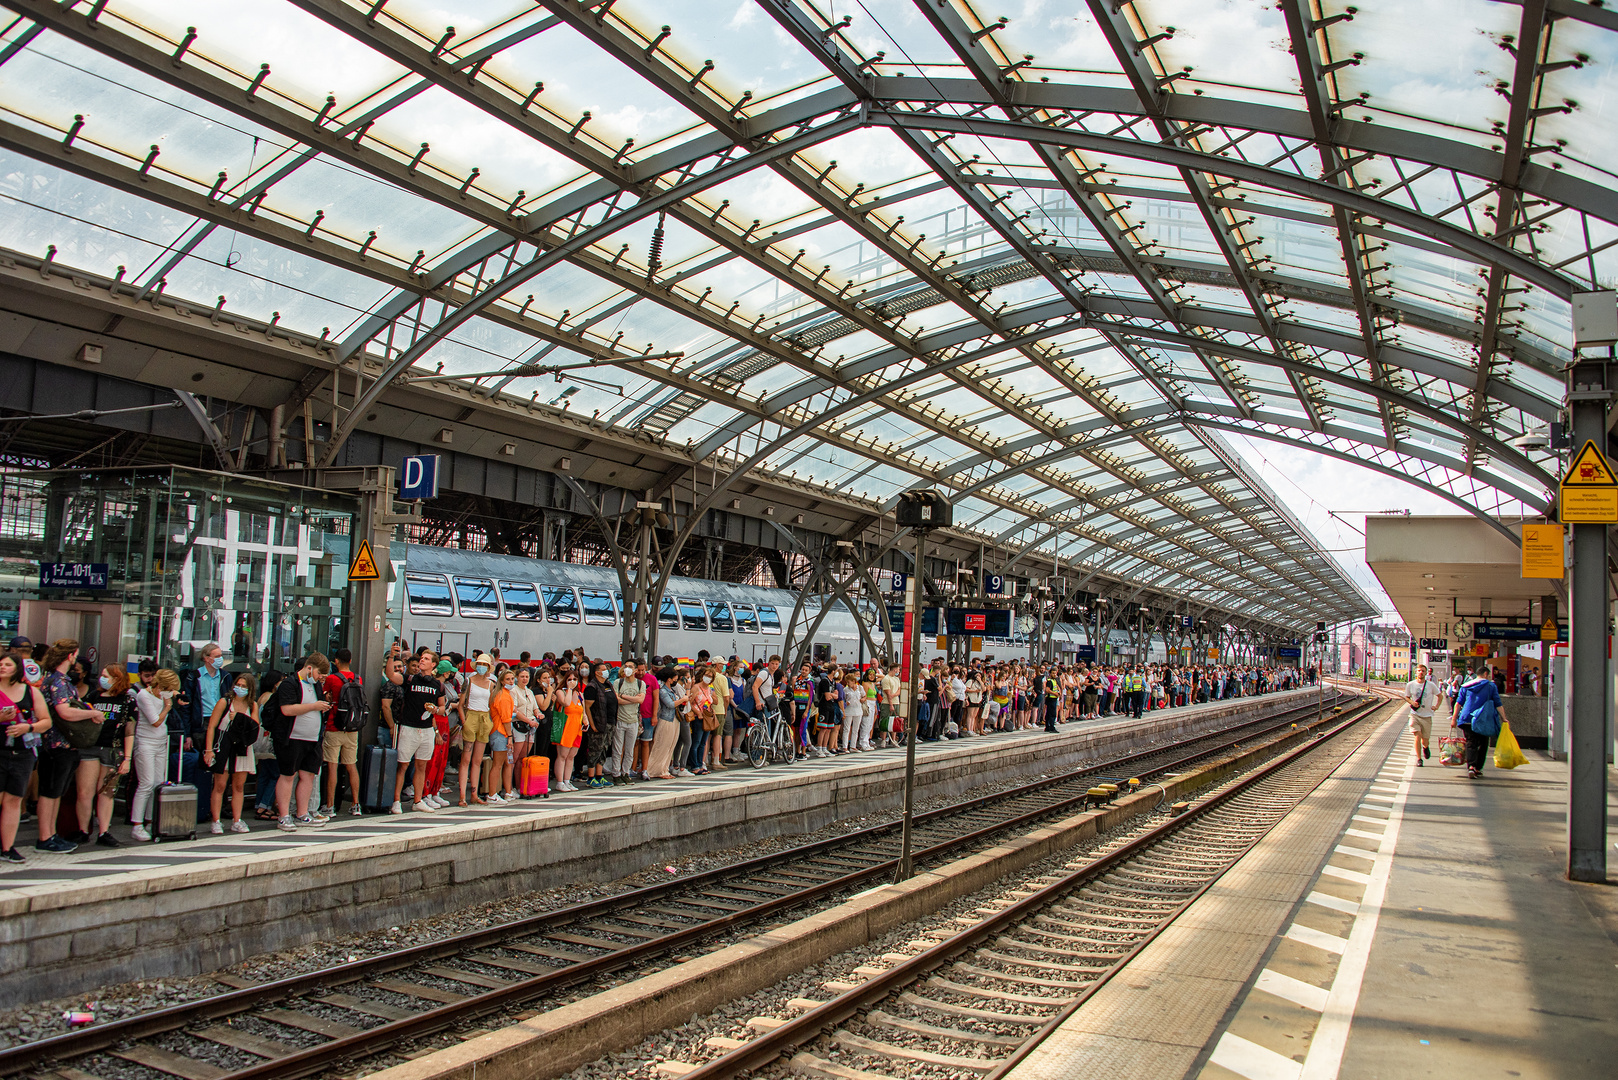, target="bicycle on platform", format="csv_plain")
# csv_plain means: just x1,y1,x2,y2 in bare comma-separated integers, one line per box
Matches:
744,702,794,768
